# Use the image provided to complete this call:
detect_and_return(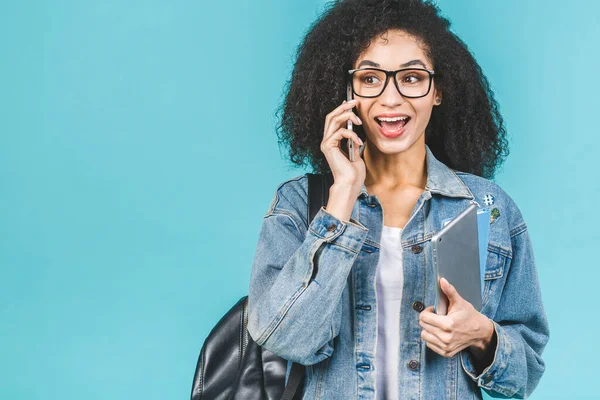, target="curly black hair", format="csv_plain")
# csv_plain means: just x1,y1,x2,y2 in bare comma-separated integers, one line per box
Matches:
275,0,509,179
